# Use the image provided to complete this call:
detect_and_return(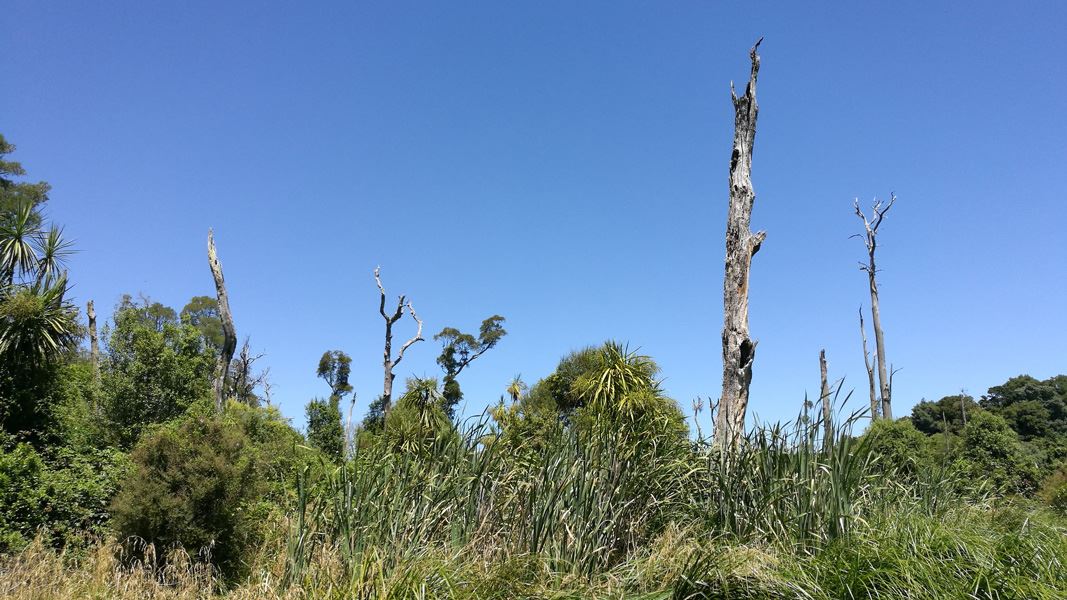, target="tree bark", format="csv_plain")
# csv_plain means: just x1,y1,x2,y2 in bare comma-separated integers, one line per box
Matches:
854,195,895,420
714,39,765,447
375,267,424,411
820,349,832,442
87,299,100,385
859,307,879,420
208,229,237,413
